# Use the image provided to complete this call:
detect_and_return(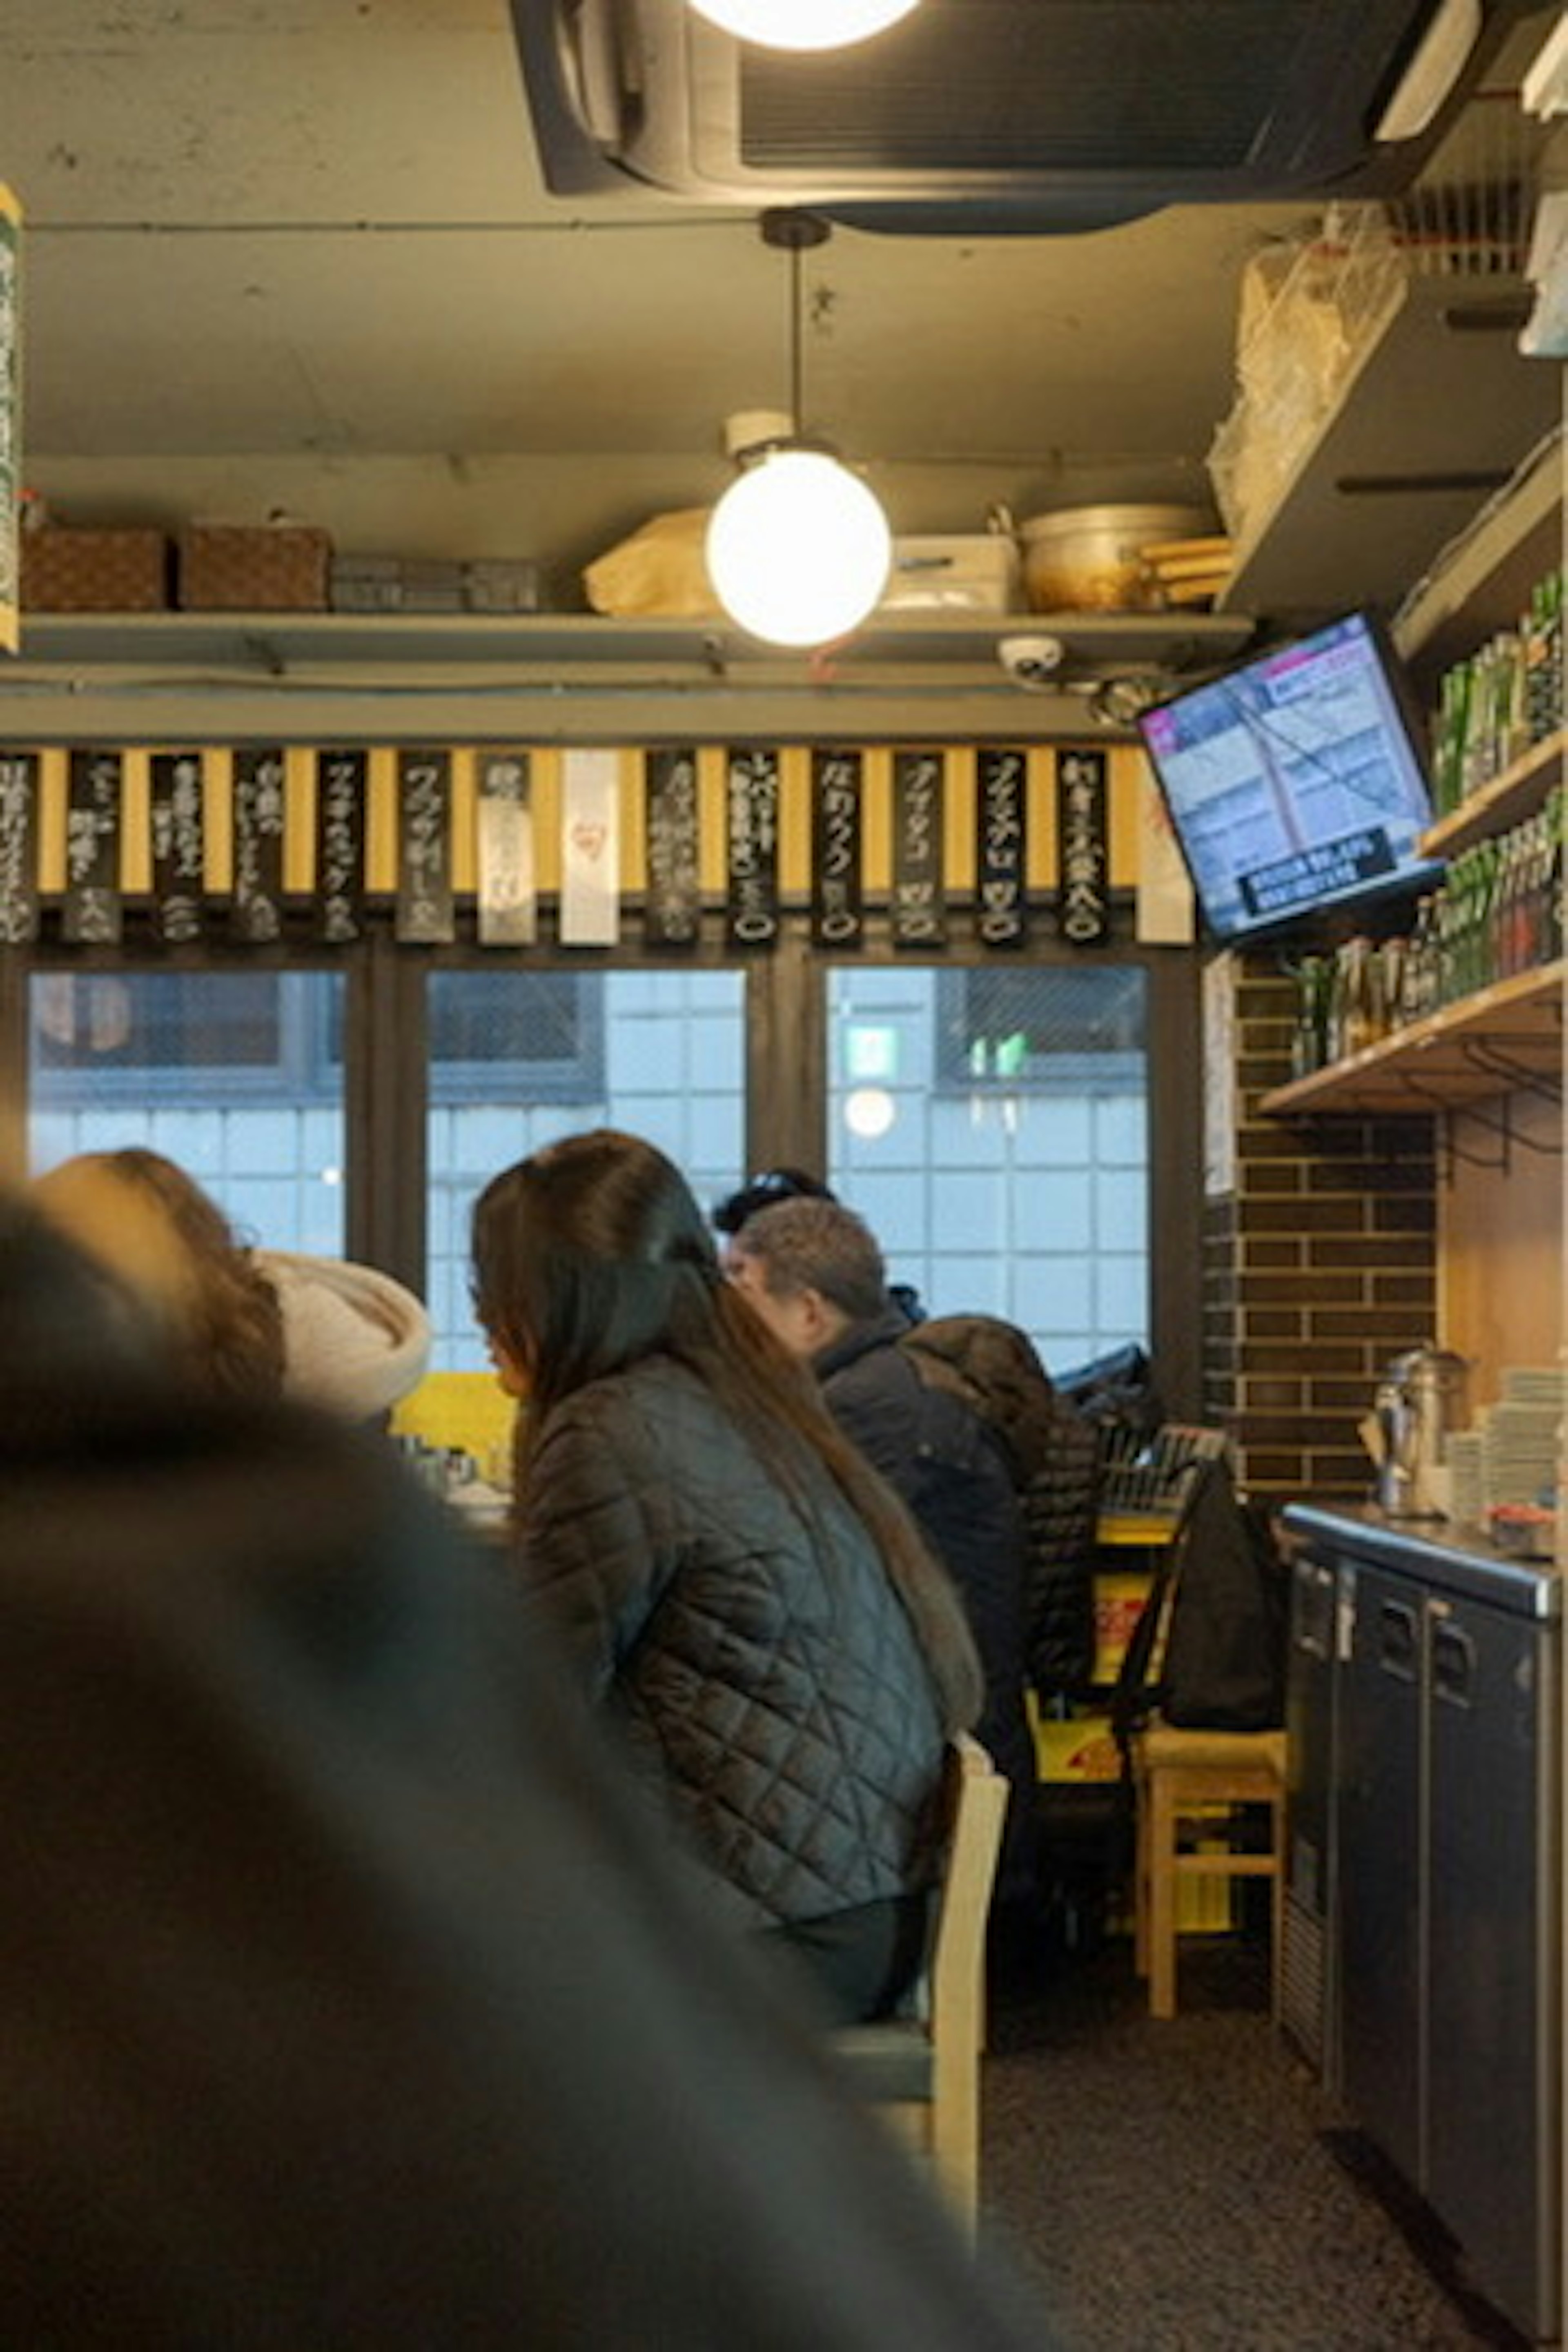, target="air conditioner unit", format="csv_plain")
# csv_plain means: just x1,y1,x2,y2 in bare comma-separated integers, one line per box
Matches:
512,0,1539,233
